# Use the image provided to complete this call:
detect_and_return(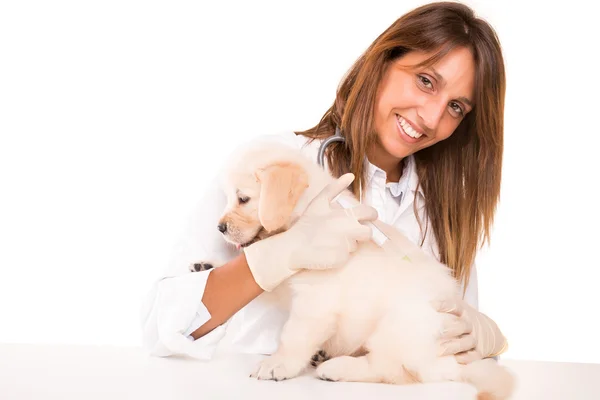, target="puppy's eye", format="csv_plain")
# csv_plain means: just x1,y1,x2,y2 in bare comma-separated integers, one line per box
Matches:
238,196,250,204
